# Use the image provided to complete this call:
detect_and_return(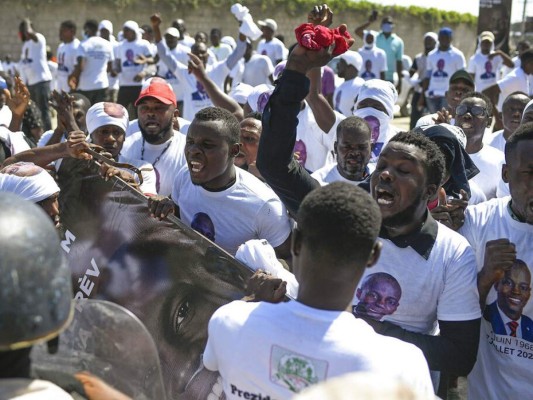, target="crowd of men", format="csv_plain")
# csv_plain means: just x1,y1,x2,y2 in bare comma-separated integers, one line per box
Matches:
0,3,532,400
